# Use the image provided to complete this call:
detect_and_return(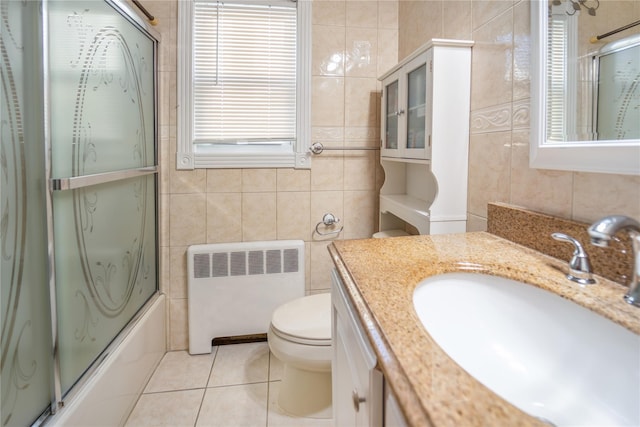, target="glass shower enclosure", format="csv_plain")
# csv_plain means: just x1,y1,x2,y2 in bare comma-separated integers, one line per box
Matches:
1,1,159,425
